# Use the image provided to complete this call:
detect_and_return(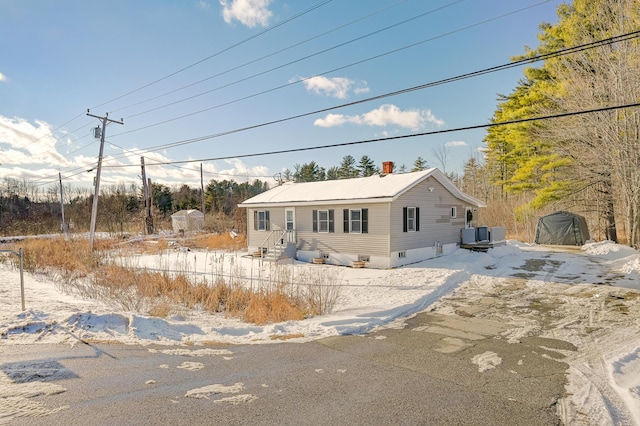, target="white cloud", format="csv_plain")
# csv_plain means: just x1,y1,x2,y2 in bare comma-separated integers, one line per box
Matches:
297,76,369,99
353,84,370,95
219,158,269,181
314,104,444,131
303,76,352,99
0,115,275,188
314,113,348,128
0,116,70,166
220,0,272,27
445,140,467,147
